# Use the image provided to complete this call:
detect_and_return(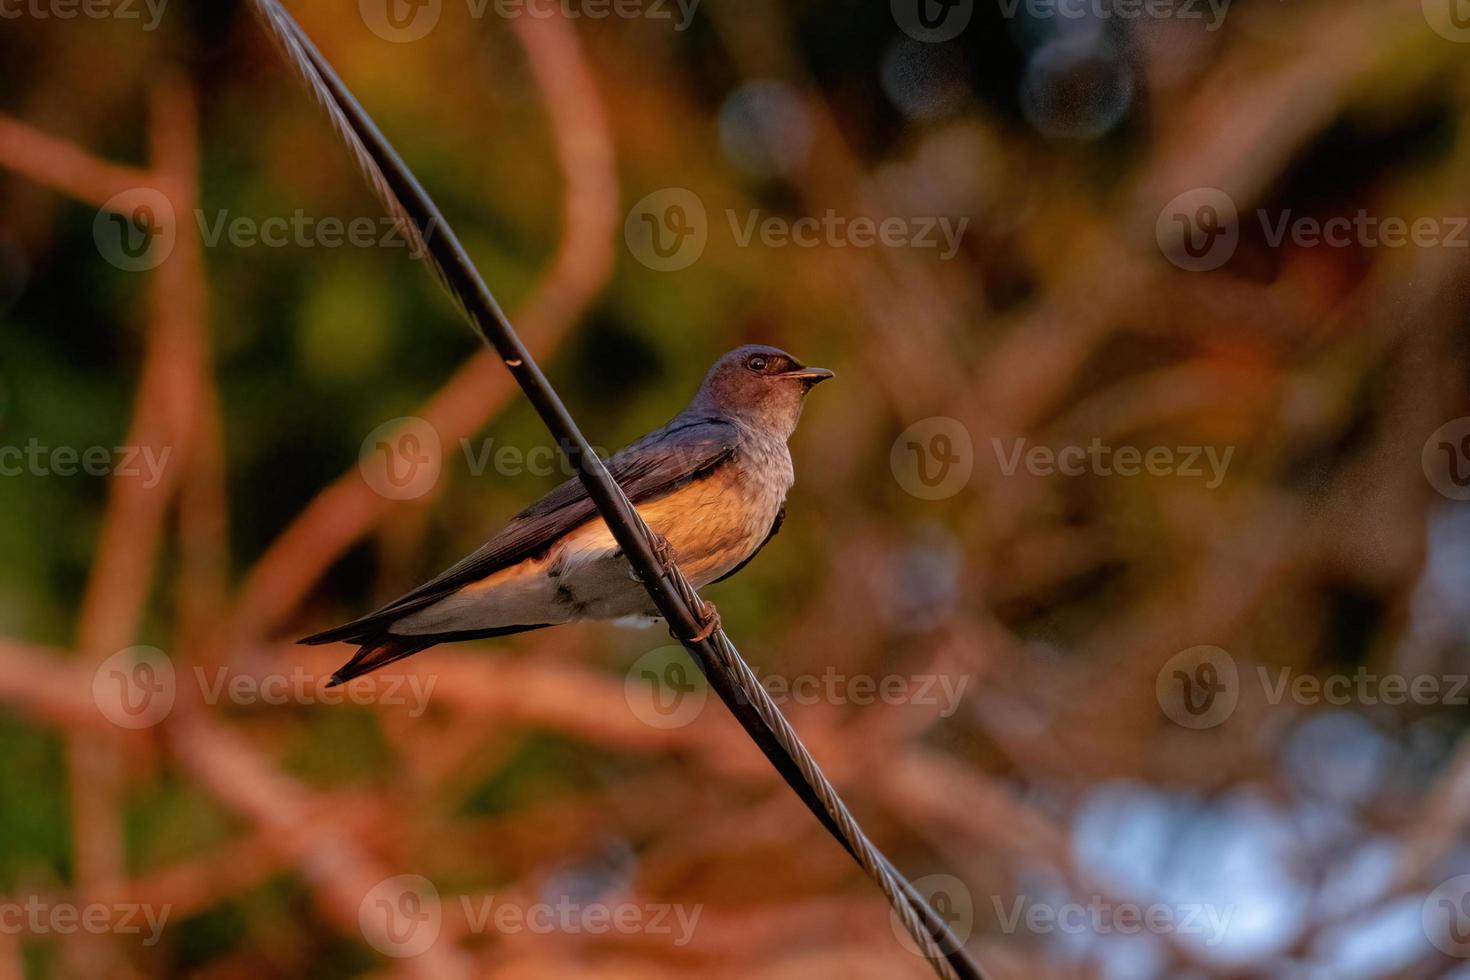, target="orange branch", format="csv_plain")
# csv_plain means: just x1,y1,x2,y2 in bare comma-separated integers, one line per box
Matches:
0,115,159,209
